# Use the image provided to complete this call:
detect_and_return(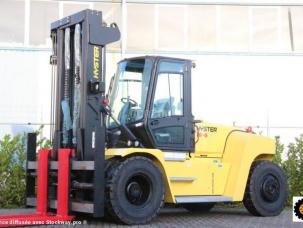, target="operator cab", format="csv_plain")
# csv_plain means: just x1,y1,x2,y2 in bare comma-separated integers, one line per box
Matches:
107,56,194,152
